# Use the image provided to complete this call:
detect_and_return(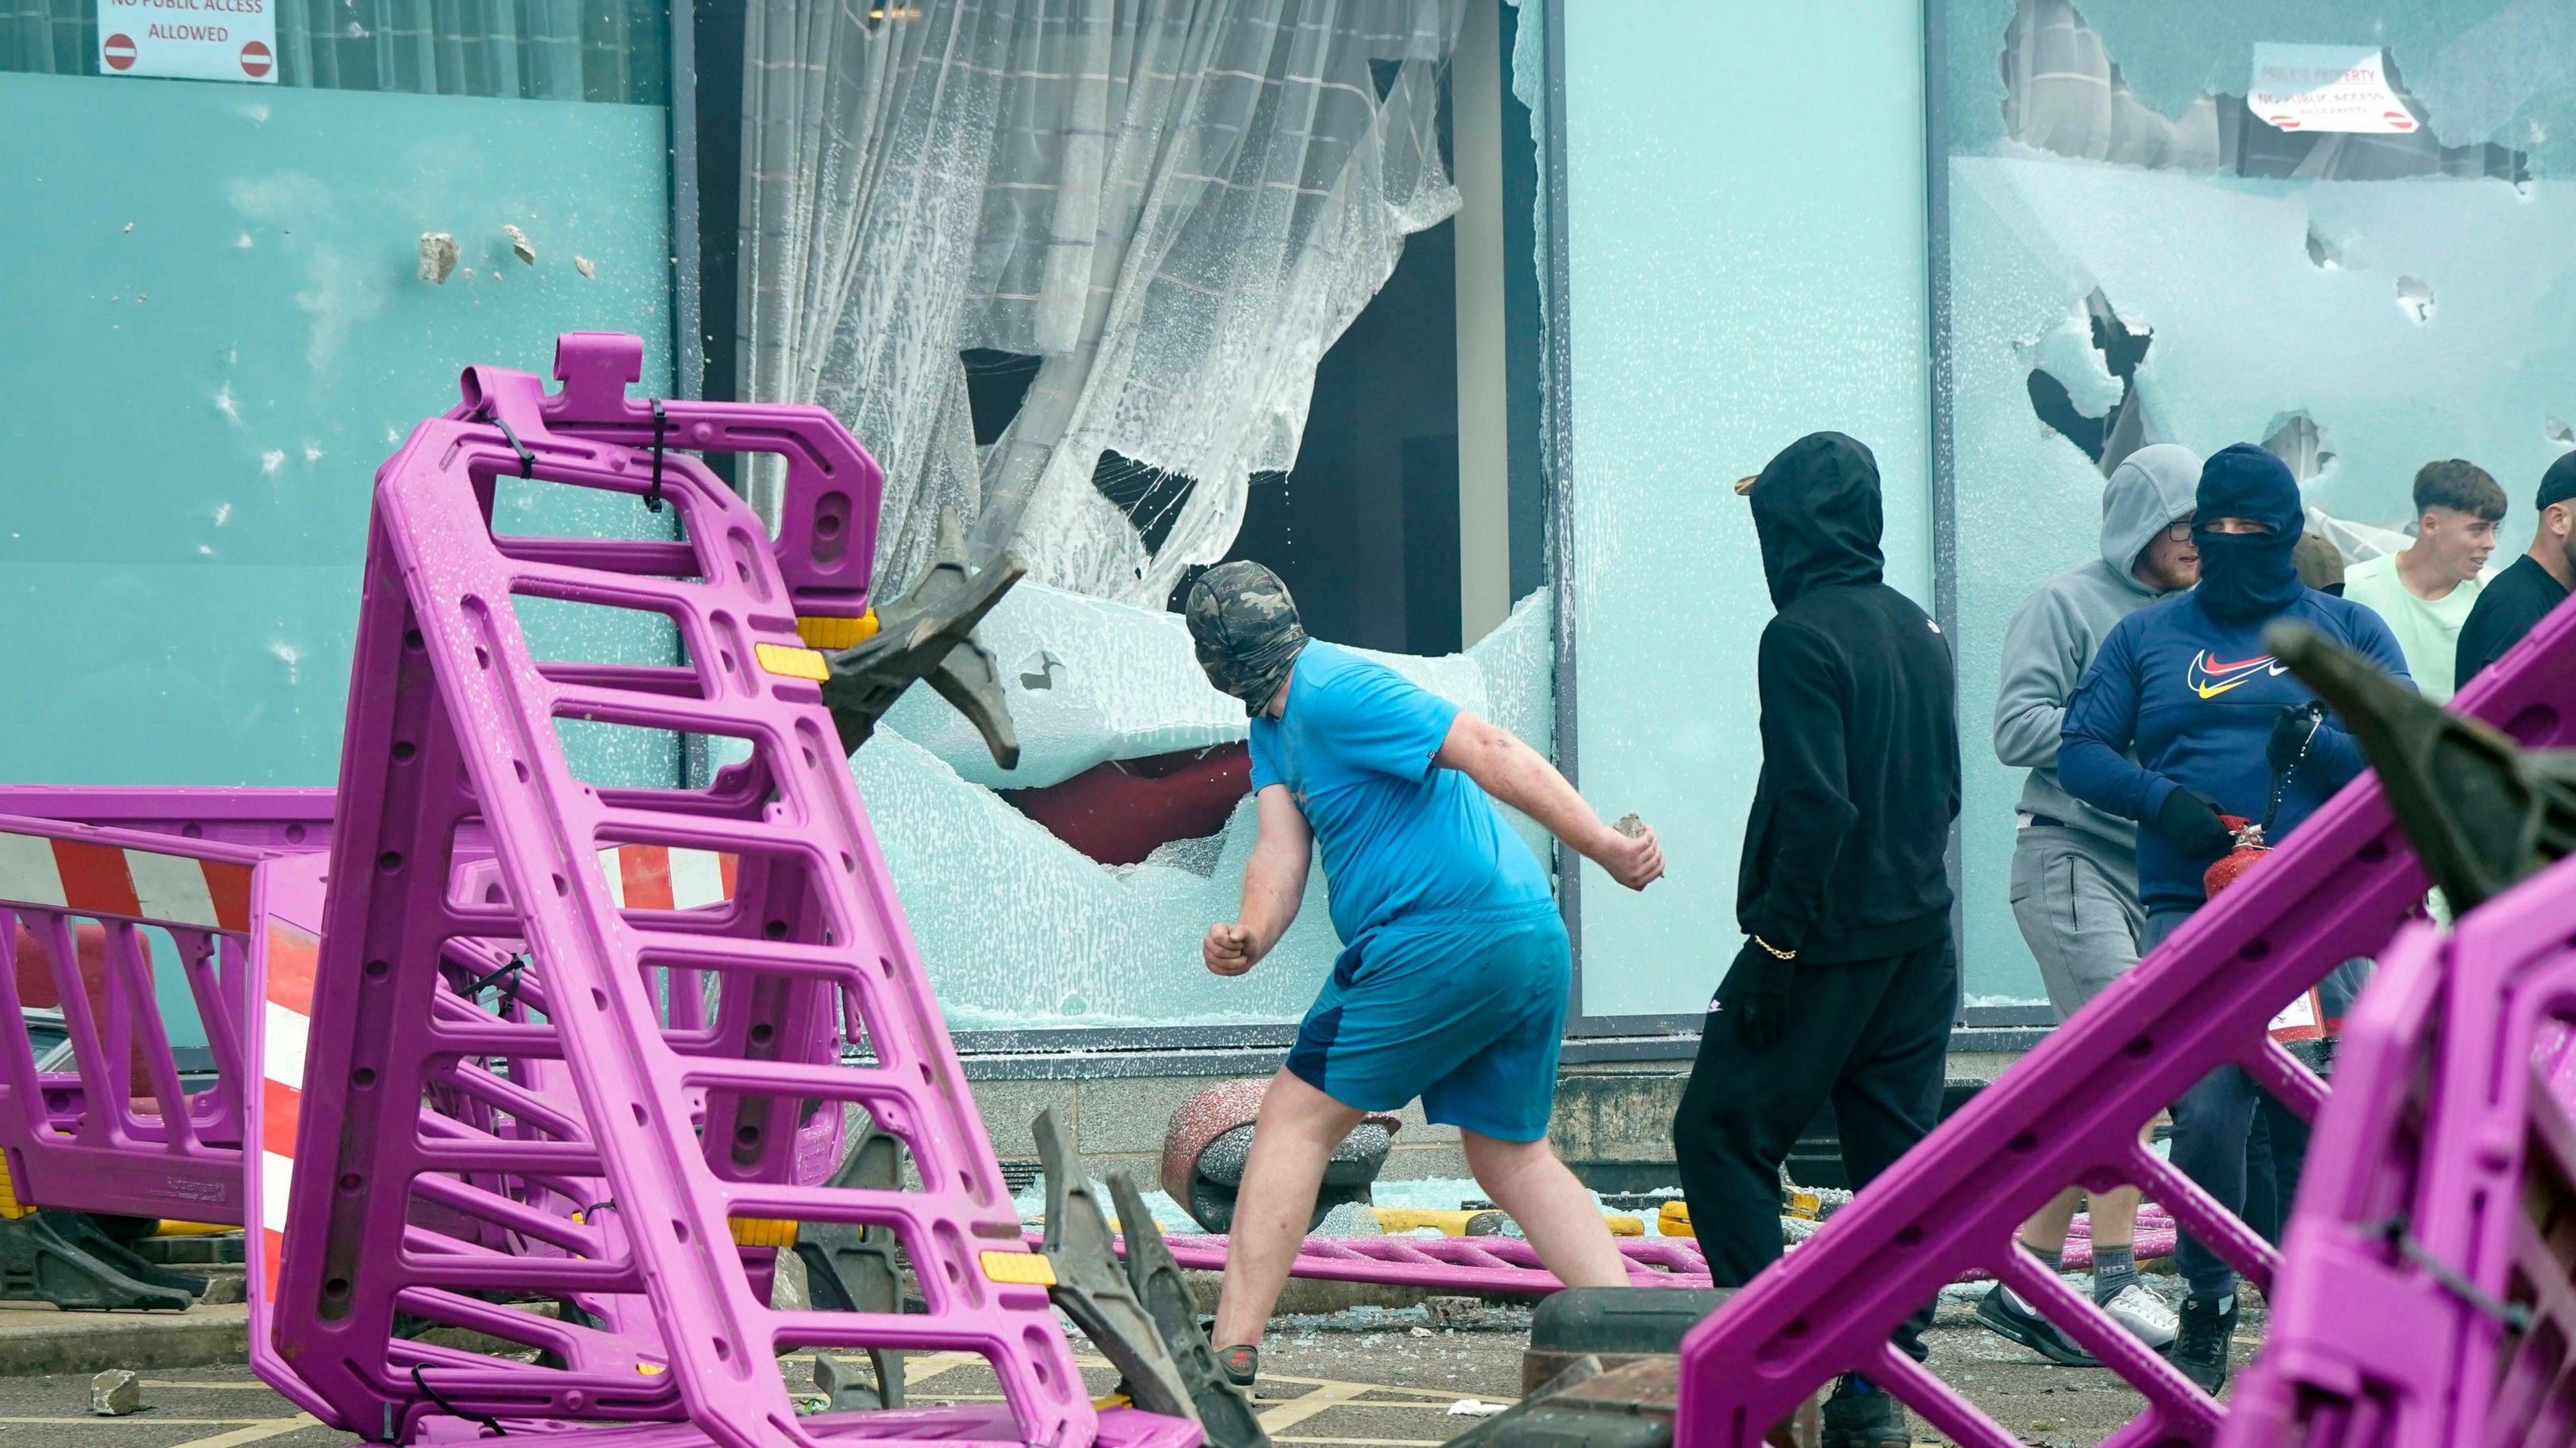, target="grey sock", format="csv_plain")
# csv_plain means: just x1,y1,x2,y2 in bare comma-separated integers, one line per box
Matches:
2031,1245,2063,1275
2091,1243,2137,1303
